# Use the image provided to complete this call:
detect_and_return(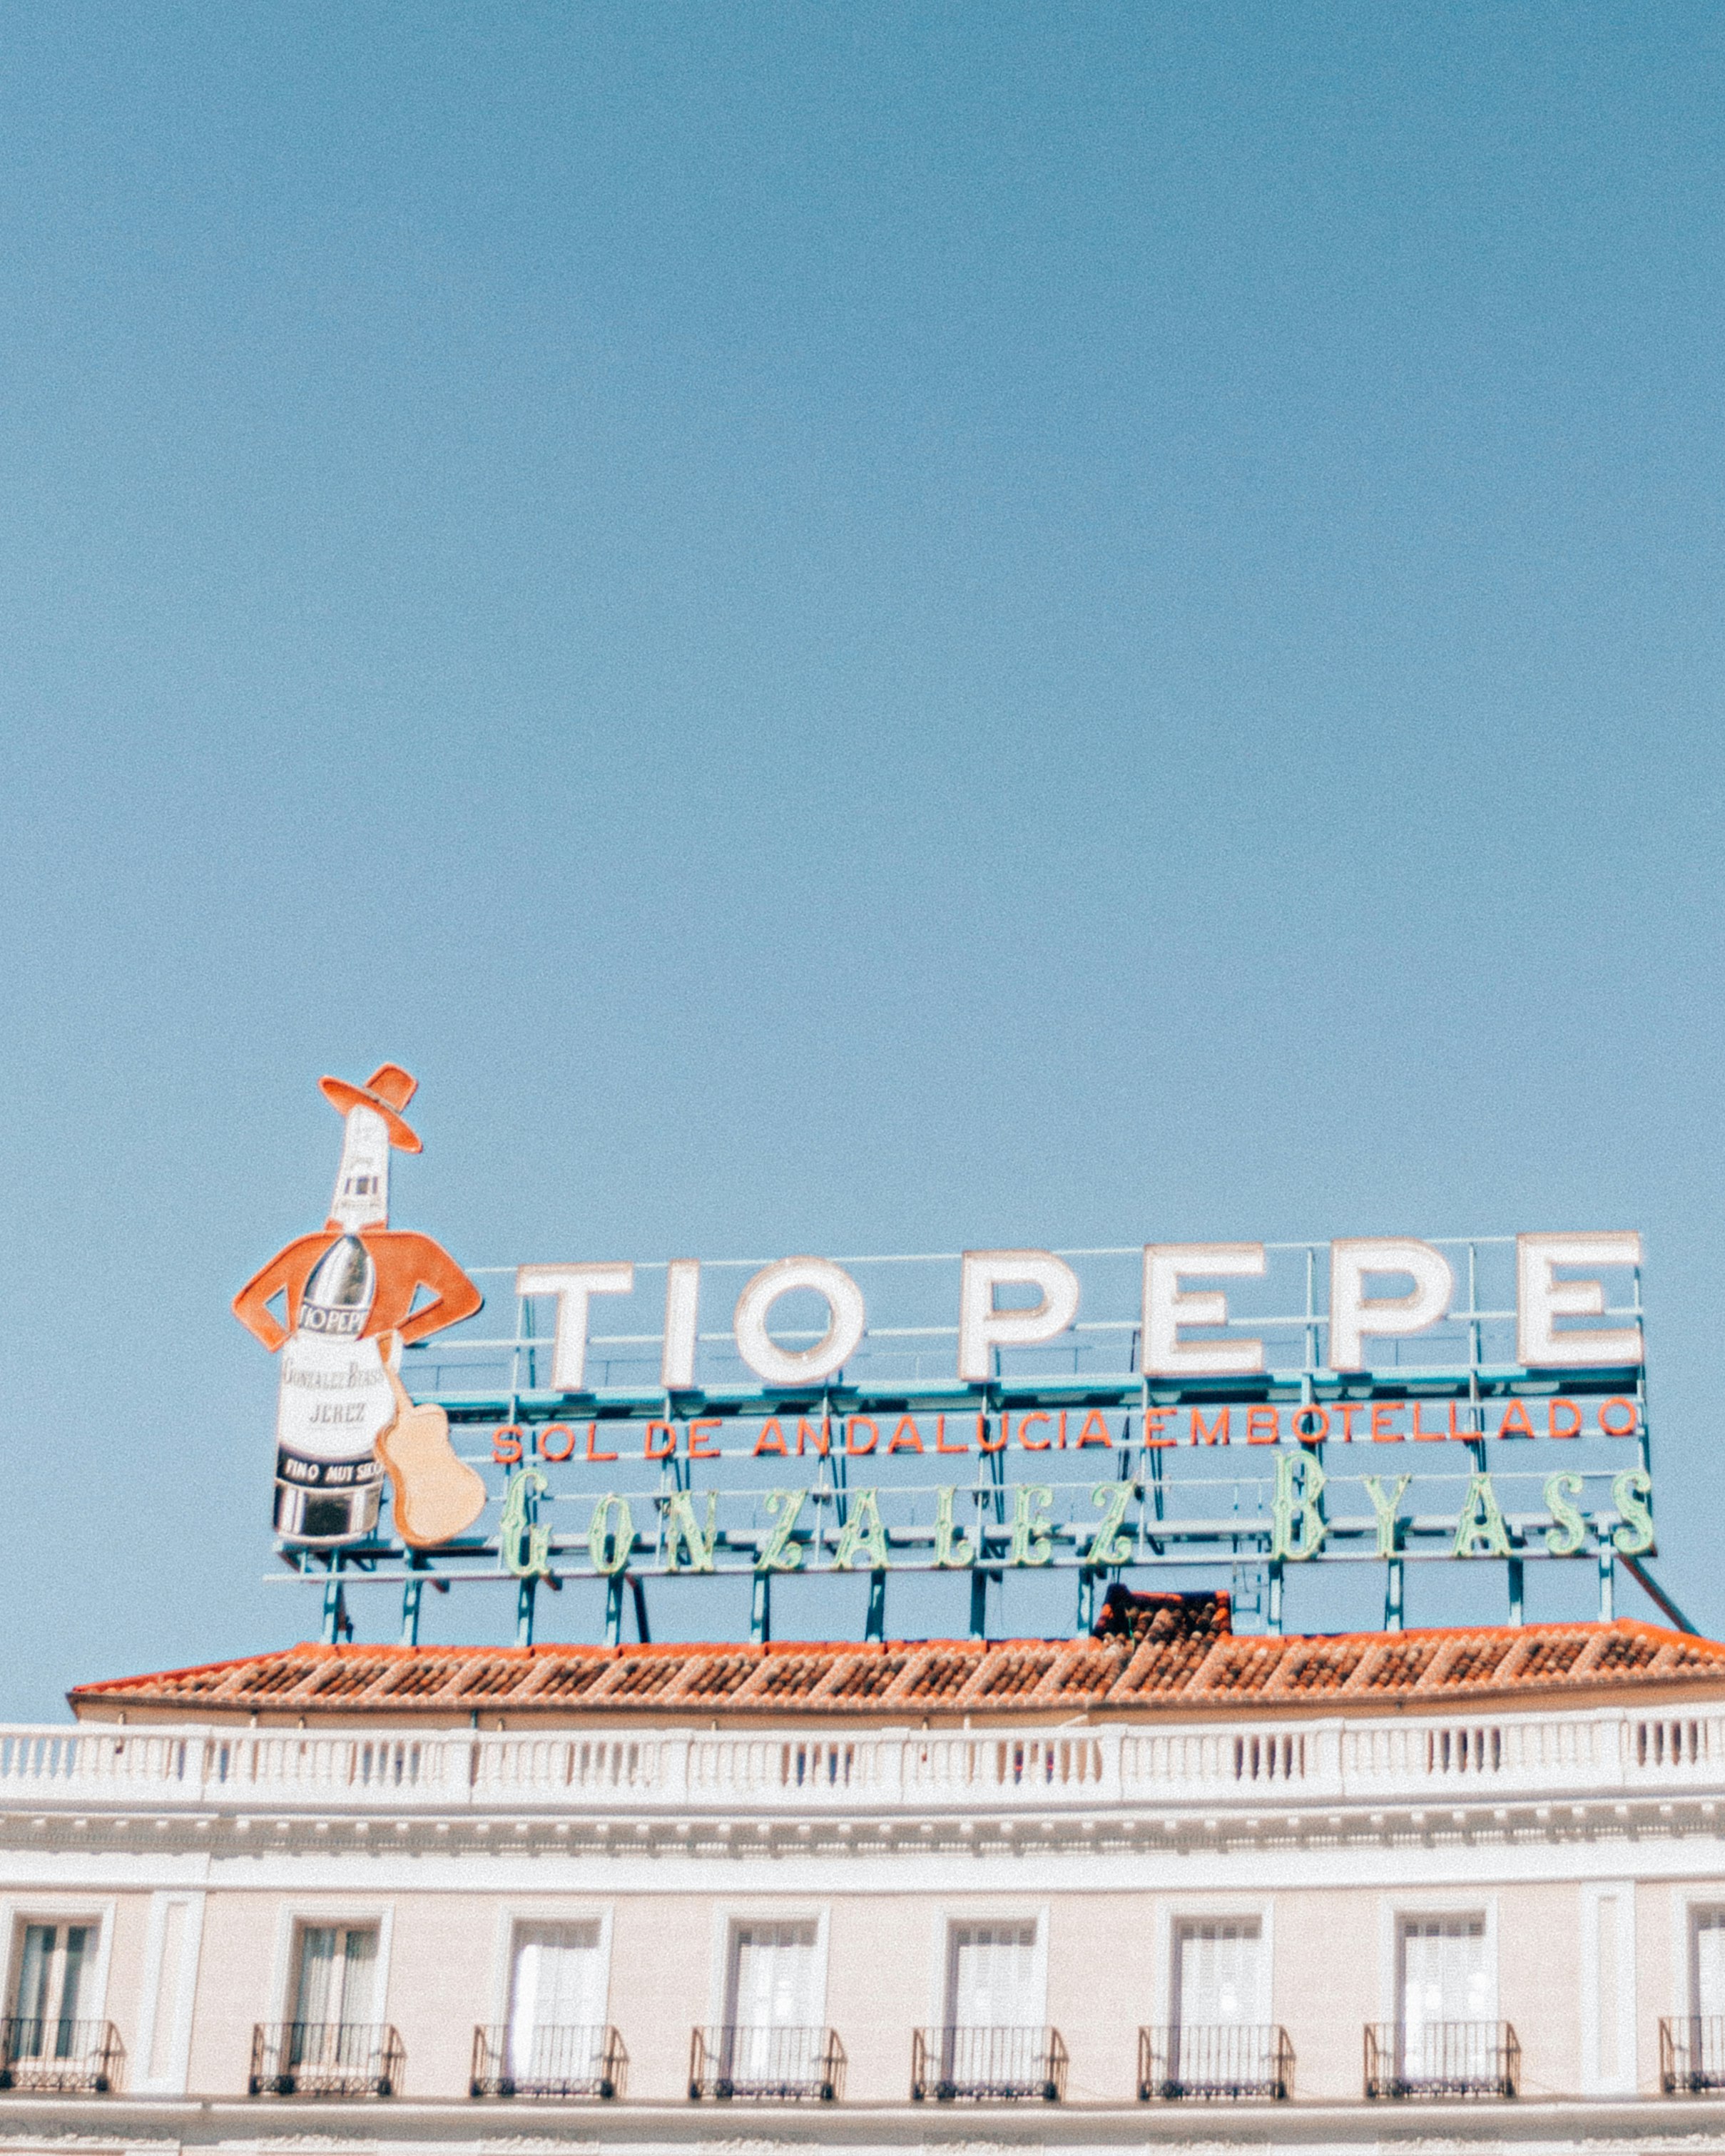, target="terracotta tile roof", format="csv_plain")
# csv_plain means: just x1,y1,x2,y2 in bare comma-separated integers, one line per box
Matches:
68,1617,1725,1724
